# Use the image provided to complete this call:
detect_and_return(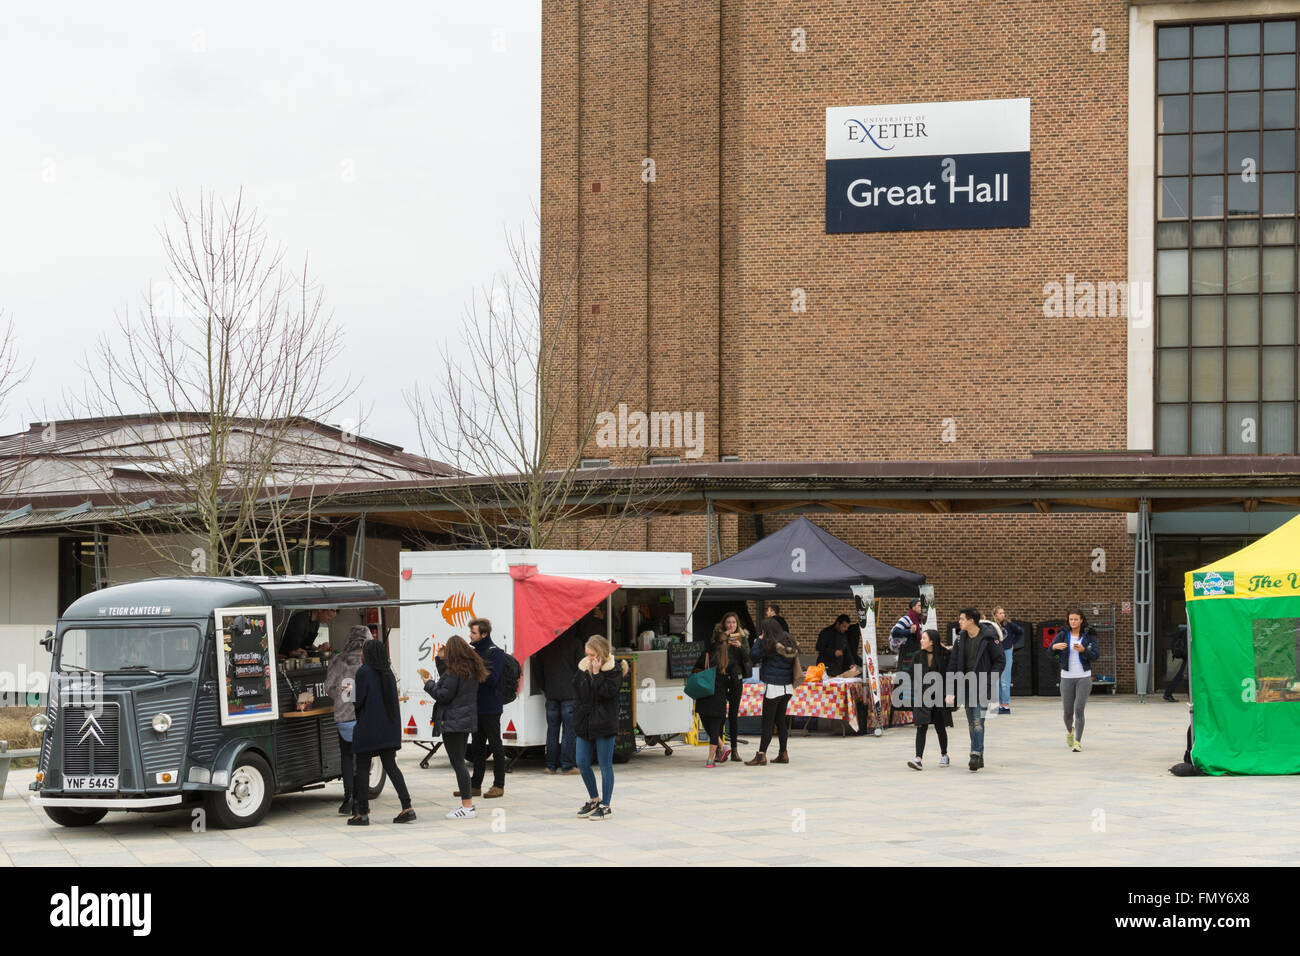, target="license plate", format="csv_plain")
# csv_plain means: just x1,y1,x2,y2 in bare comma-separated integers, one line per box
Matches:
63,775,118,791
